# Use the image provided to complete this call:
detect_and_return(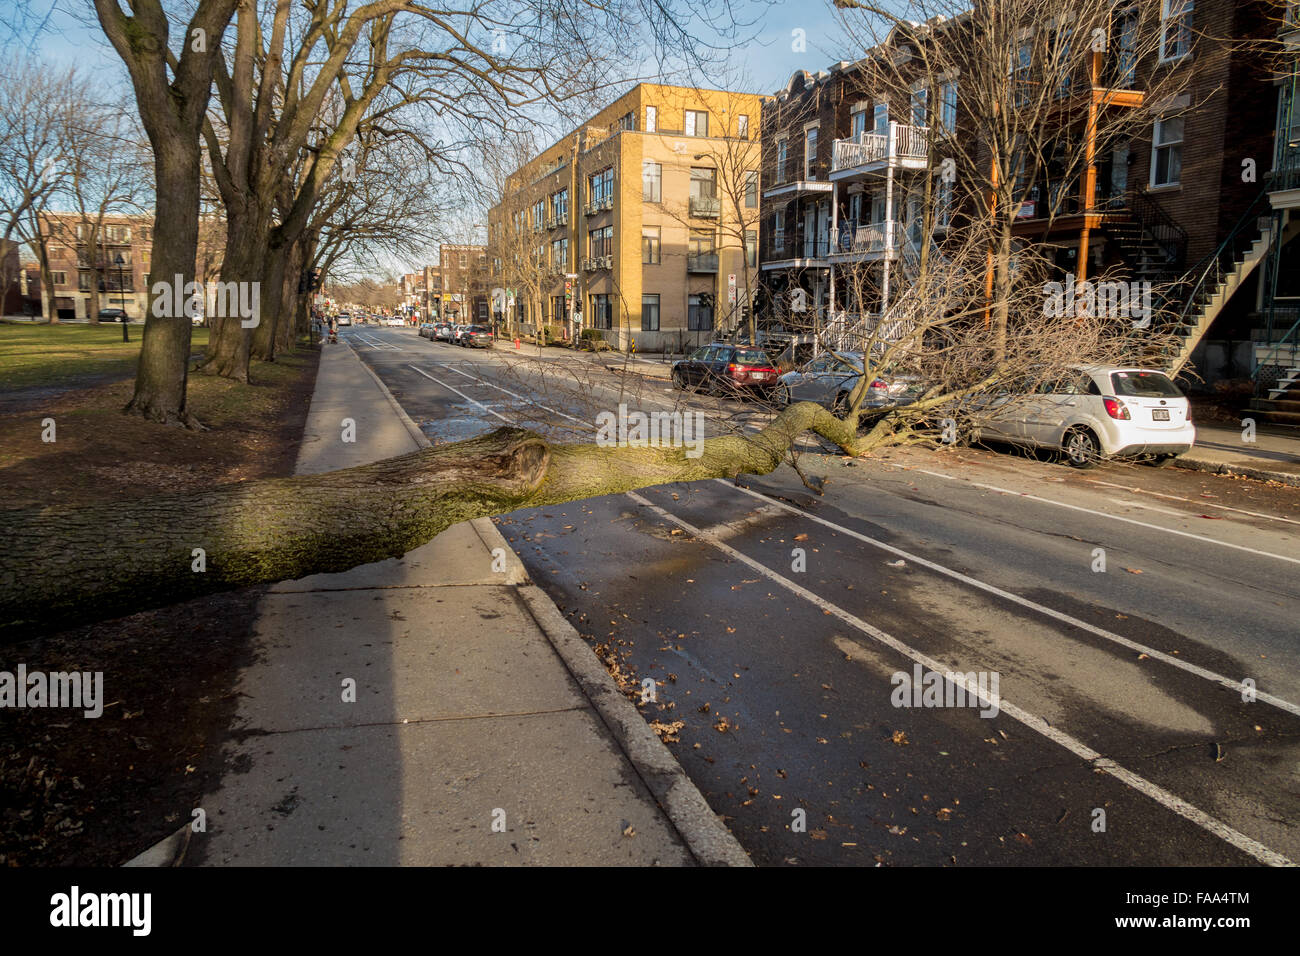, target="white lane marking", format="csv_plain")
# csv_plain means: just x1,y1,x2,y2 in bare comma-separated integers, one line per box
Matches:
627,490,1293,867
1085,477,1300,527
882,463,1300,567
718,479,1300,719
436,363,605,427
405,365,510,422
